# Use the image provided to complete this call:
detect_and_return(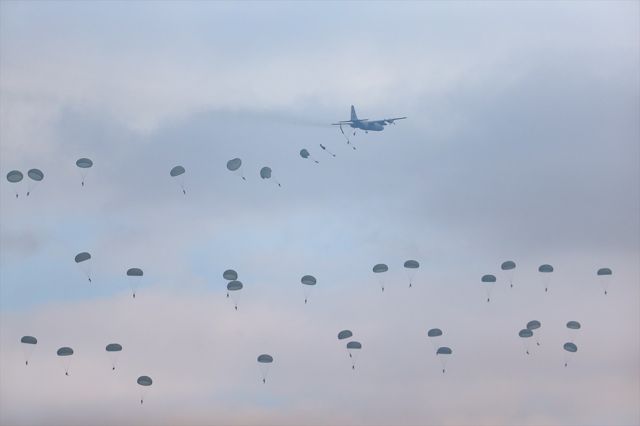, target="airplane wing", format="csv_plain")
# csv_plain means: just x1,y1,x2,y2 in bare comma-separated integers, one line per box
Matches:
382,117,407,124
